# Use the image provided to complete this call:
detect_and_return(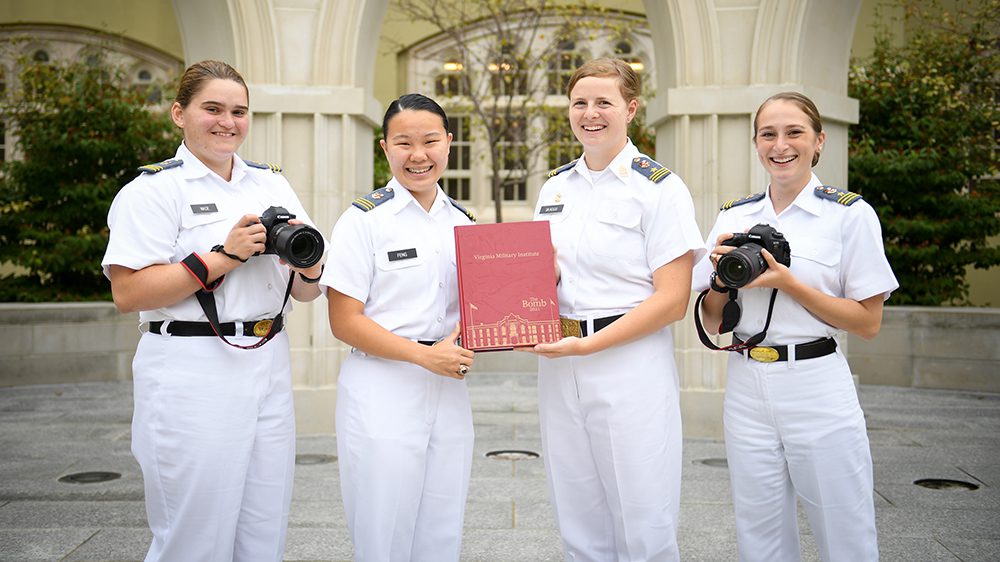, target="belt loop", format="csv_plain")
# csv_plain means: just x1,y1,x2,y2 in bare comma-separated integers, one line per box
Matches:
787,342,796,368
234,321,244,337
161,320,172,336
585,315,595,337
